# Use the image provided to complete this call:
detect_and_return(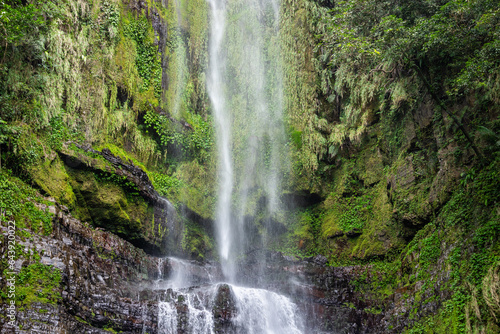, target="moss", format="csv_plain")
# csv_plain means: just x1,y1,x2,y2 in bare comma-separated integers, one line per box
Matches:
172,160,216,220
74,316,90,325
113,36,141,101
30,156,76,208
0,171,54,234
13,263,62,309
67,167,156,245
351,182,402,259
317,143,404,259
358,140,385,186
103,324,119,333
181,221,214,261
